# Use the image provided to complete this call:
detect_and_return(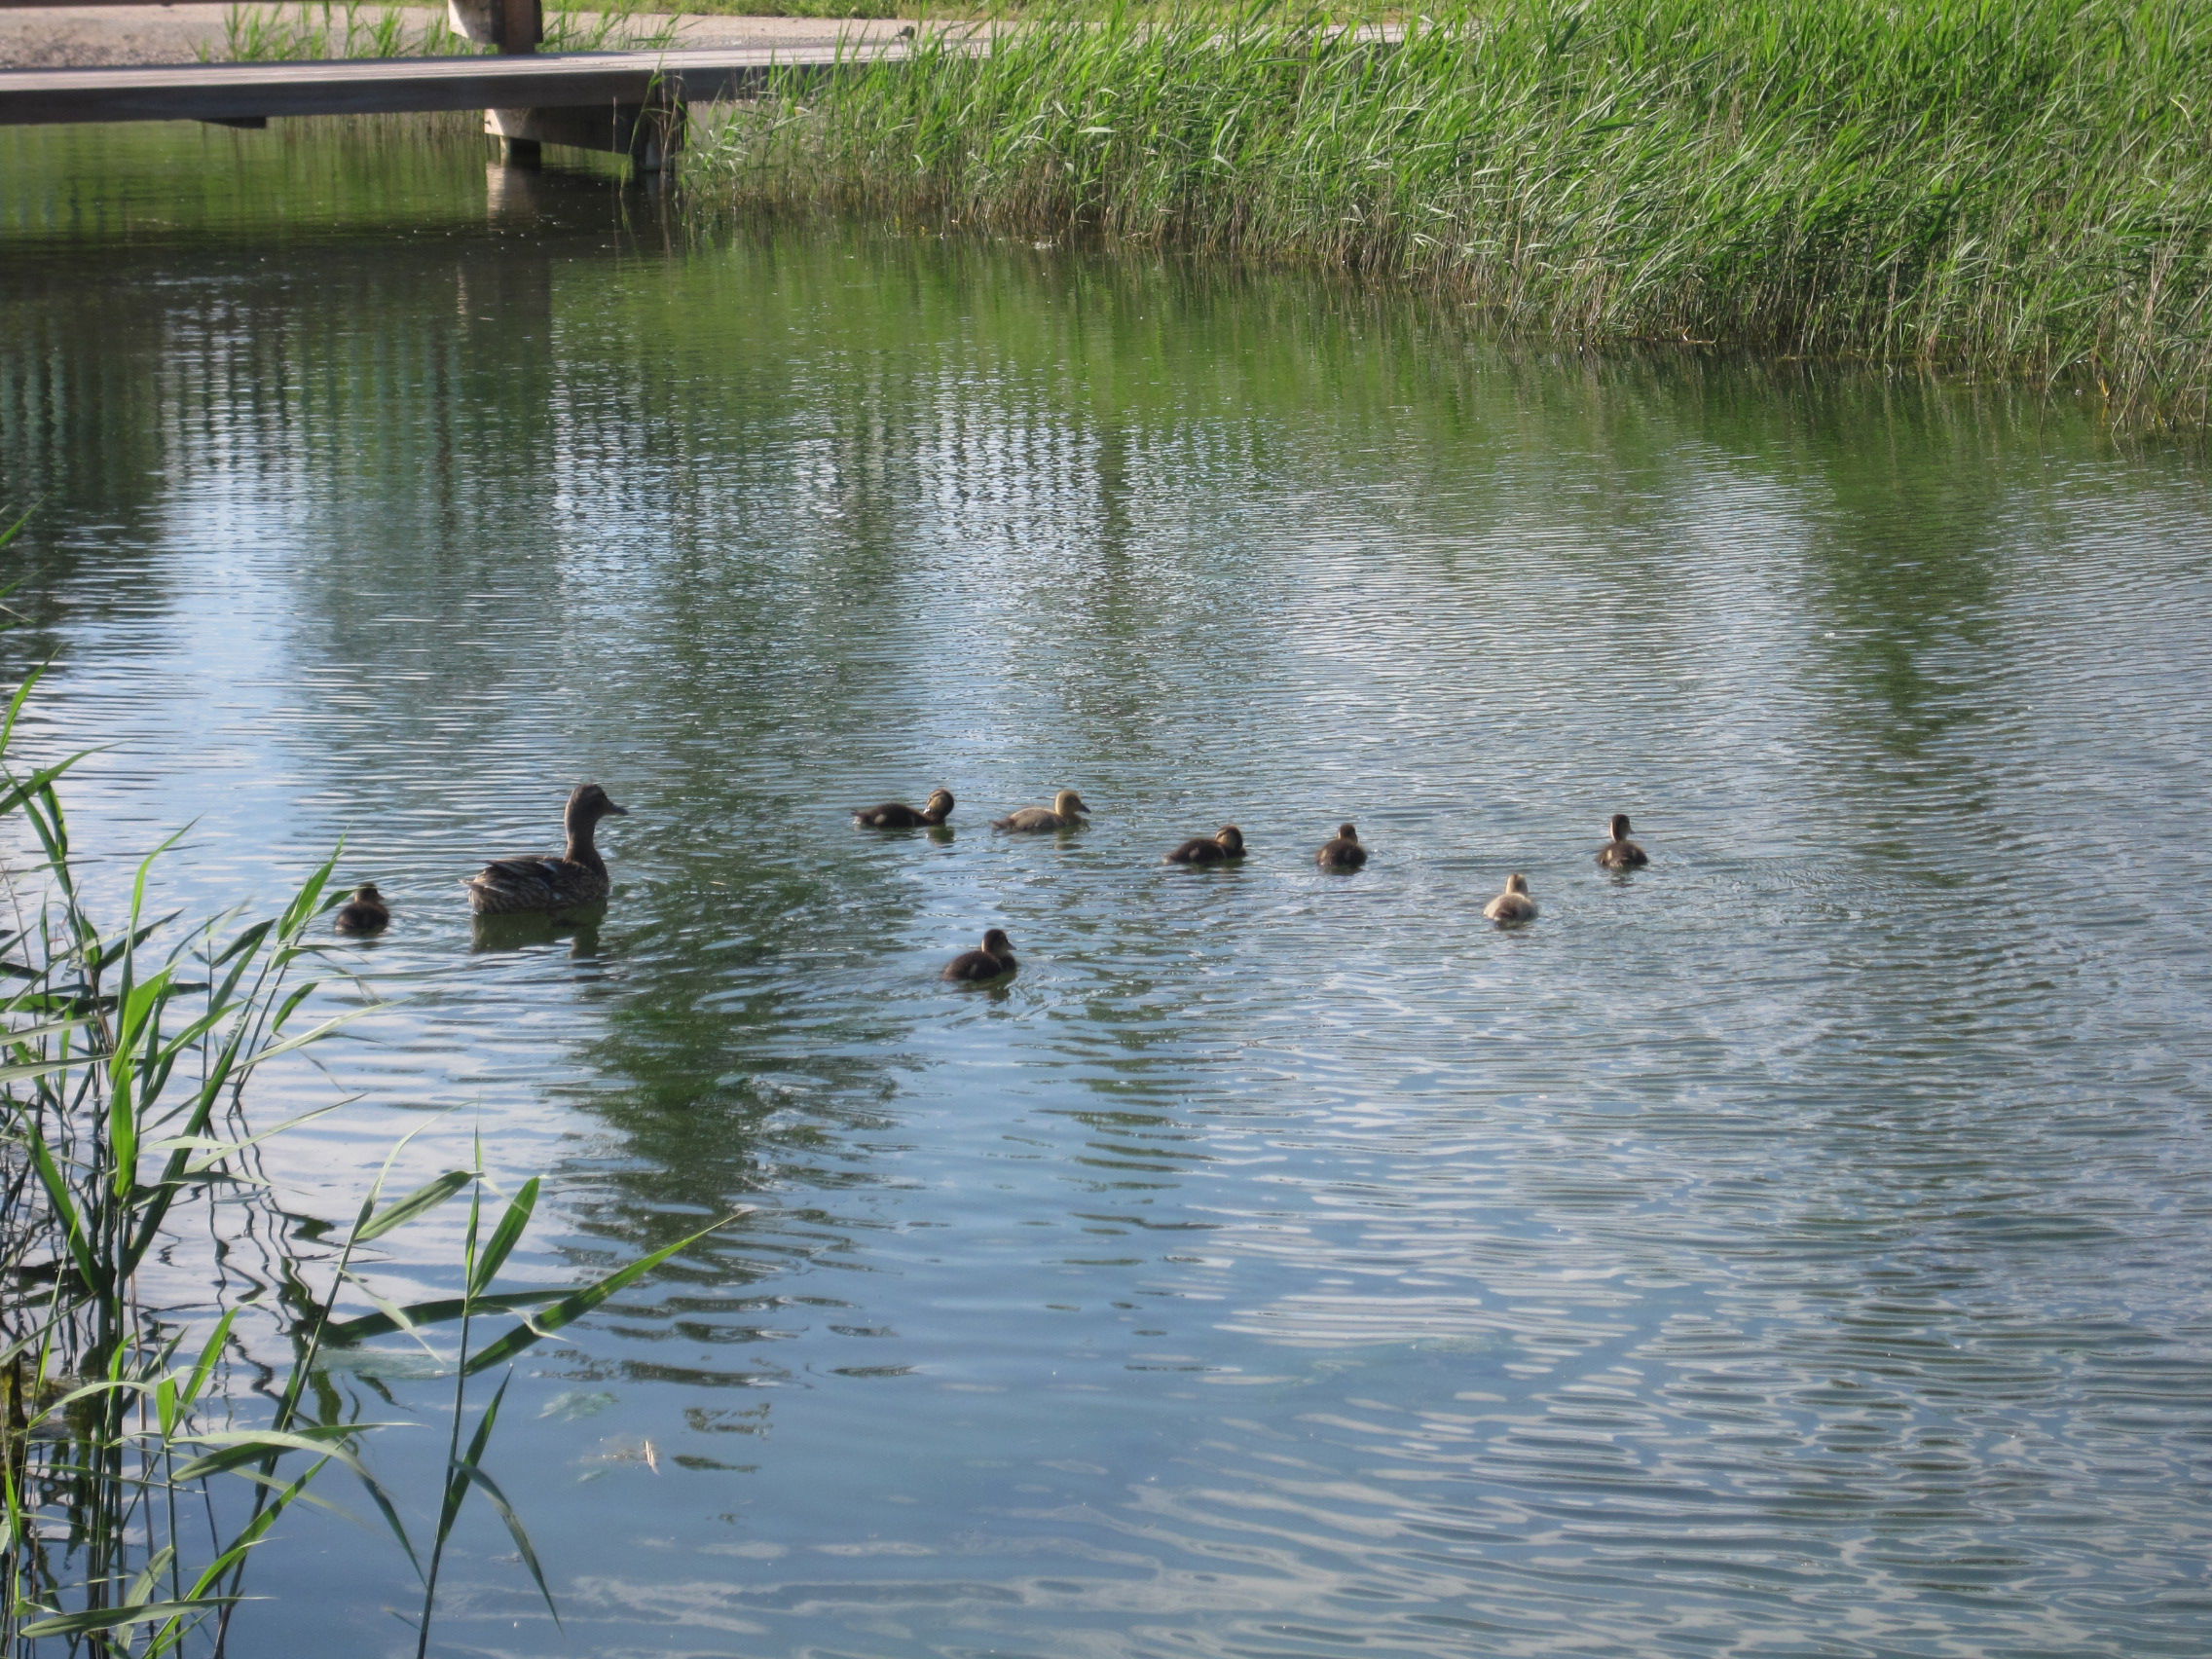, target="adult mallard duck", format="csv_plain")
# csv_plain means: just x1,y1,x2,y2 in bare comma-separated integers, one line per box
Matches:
942,927,1017,981
1597,813,1649,868
993,789,1088,832
465,783,629,916
1165,825,1245,866
1315,823,1367,871
854,788,954,829
1484,872,1538,923
333,884,390,935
